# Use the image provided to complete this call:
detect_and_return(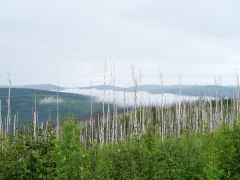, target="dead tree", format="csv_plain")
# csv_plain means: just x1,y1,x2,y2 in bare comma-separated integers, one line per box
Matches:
131,64,139,135
90,81,94,144
236,73,240,123
177,76,182,137
56,79,60,138
160,72,164,141
0,99,2,137
33,96,37,141
102,59,107,143
6,72,11,134
13,114,16,136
